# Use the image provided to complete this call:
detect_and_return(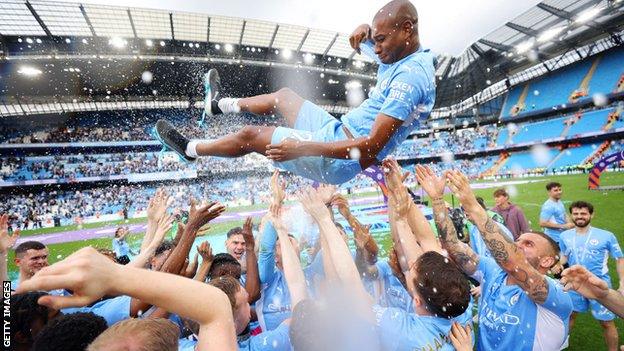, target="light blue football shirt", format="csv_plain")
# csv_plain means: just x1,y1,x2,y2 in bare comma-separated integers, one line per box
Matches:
560,226,623,280
473,257,573,351
540,199,567,244
342,41,436,162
